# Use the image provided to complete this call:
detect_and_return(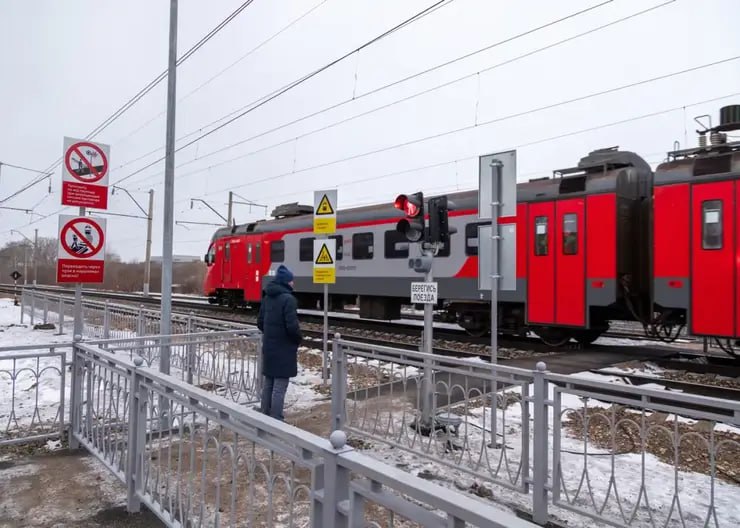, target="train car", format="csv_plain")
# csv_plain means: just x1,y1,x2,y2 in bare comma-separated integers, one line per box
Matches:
203,147,654,345
652,105,740,345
